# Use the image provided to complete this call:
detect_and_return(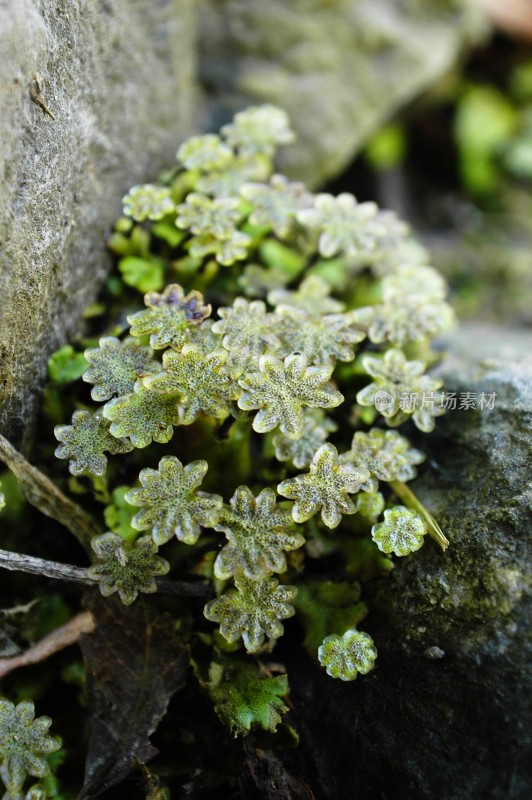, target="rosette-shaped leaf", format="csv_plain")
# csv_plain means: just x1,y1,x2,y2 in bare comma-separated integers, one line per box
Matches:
239,263,289,299
339,428,425,492
297,192,389,259
122,184,175,221
125,456,222,546
208,661,290,737
221,104,295,157
175,192,252,266
213,487,304,580
240,174,313,238
267,274,344,315
186,319,223,353
144,345,241,425
349,296,454,347
0,699,60,793
356,348,445,432
352,264,454,345
272,409,338,469
276,307,365,366
176,193,243,238
278,443,369,529
103,383,180,448
212,299,280,362
364,216,416,277
318,629,377,681
82,336,159,401
189,230,252,266
197,154,270,199
371,506,427,556
382,264,447,303
88,533,170,605
177,134,233,171
24,785,47,800
128,284,211,350
238,353,343,438
54,410,133,476
204,574,297,654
